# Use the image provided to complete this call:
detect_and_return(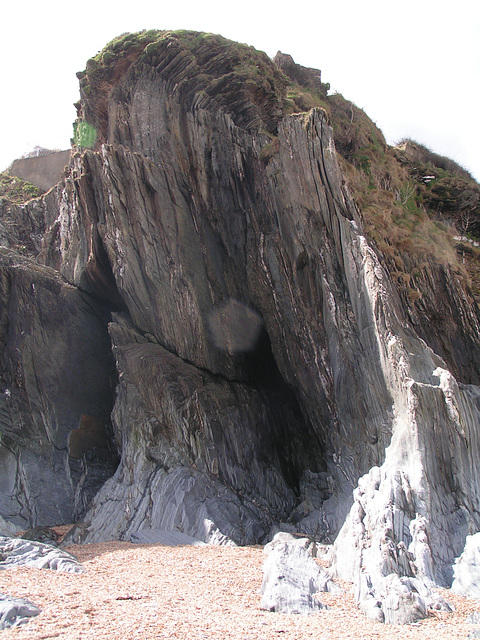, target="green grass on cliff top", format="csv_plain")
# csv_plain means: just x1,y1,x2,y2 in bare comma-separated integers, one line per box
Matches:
83,29,285,90
79,30,480,301
0,173,44,204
